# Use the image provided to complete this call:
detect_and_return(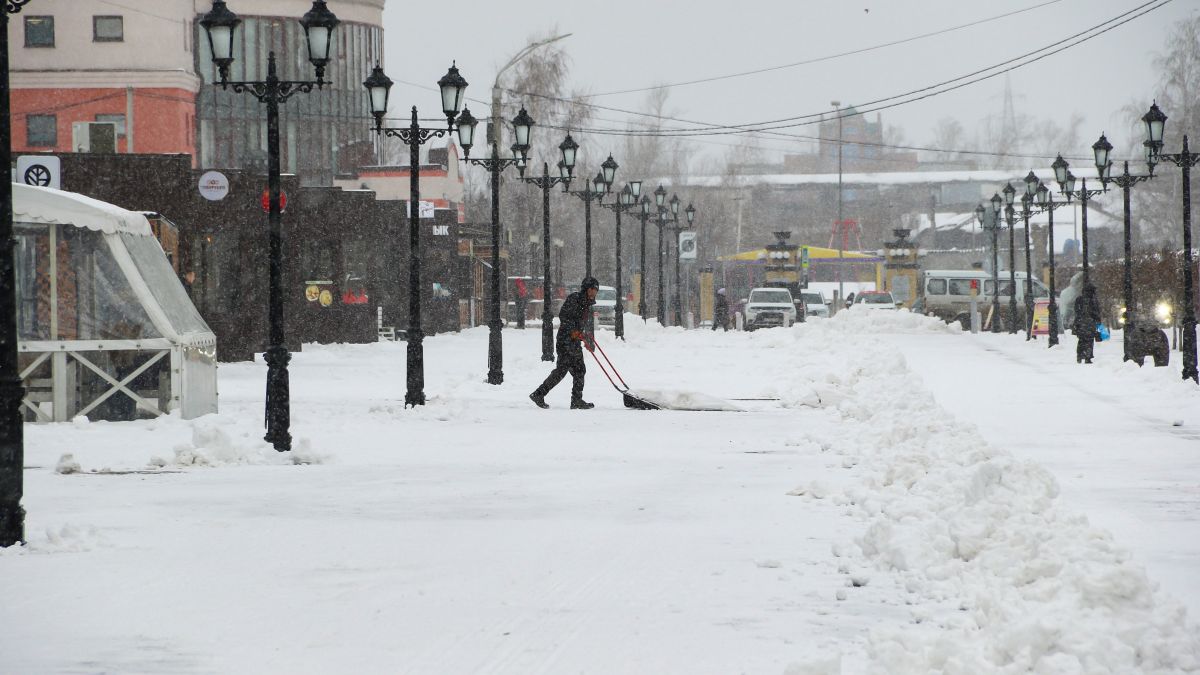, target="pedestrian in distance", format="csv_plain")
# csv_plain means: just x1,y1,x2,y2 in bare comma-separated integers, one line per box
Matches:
1072,282,1101,364
530,276,599,409
712,288,730,331
514,277,528,330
